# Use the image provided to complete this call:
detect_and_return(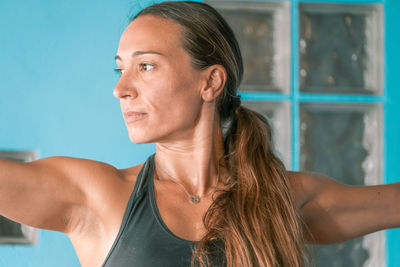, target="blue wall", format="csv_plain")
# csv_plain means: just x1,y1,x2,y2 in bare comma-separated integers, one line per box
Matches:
0,0,399,266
